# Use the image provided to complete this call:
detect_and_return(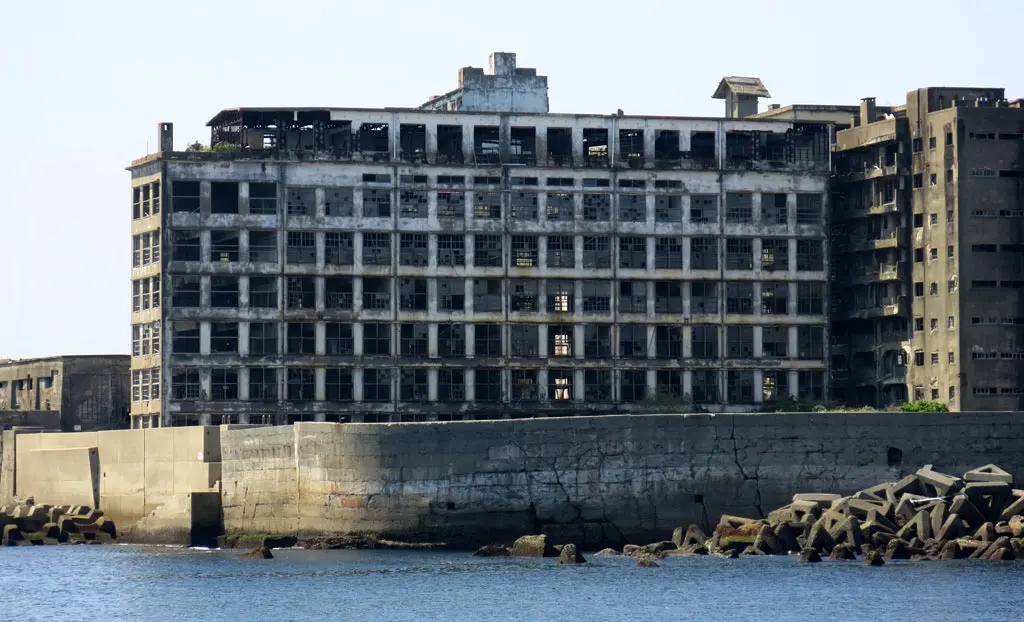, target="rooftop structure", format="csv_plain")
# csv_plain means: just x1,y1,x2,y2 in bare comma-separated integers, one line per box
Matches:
419,52,549,114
